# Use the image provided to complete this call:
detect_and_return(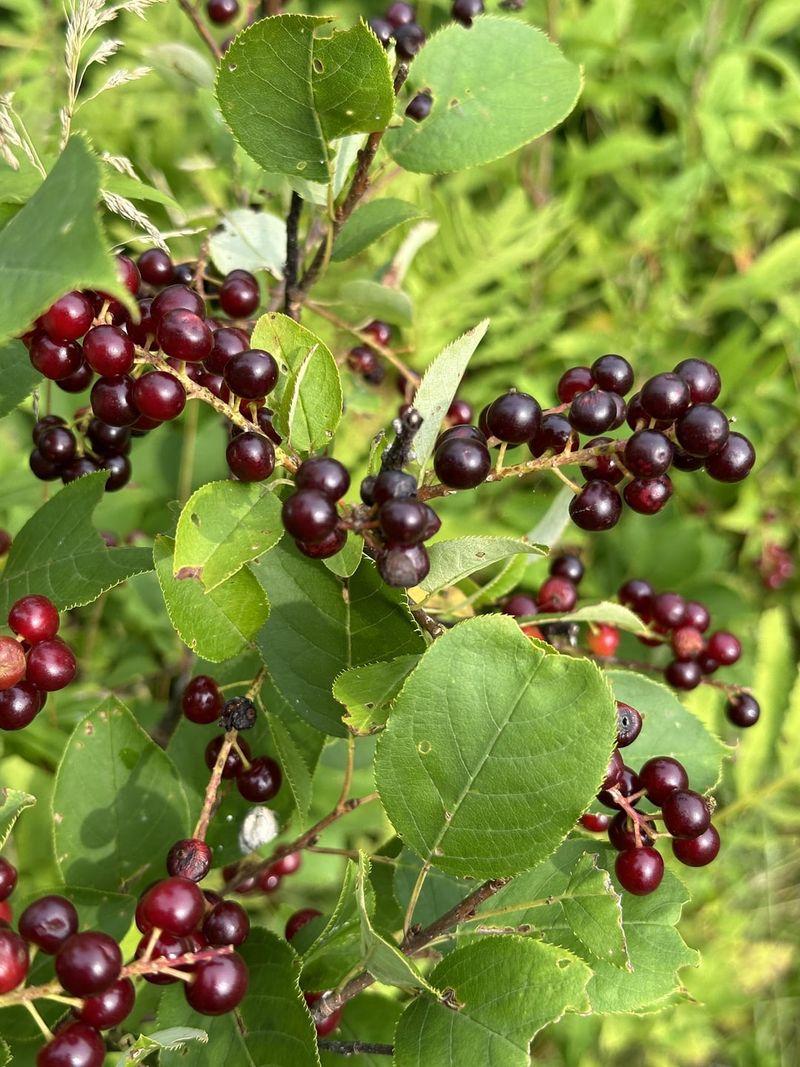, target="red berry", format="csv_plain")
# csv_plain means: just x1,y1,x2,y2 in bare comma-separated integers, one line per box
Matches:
0,927,28,993
672,824,720,867
0,901,11,923
207,0,240,24
166,839,213,883
295,528,347,559
151,284,205,325
75,976,136,1030
133,371,186,422
203,901,250,947
502,594,538,618
205,736,251,779
223,349,279,399
304,992,342,1036
587,623,620,658
19,895,78,953
26,639,77,691
0,636,27,690
37,1022,105,1067
83,325,135,376
157,309,213,363
138,248,175,287
0,858,17,901
9,595,60,644
706,630,741,666
557,366,593,403
182,675,223,725
185,952,248,1015
285,907,321,942
90,374,139,427
661,789,710,839
579,813,611,833
271,851,302,877
139,877,205,936
115,254,141,296
639,756,689,806
134,930,192,985
30,333,84,381
55,932,122,996
615,846,664,895
237,756,282,802
41,292,94,342
536,576,577,613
